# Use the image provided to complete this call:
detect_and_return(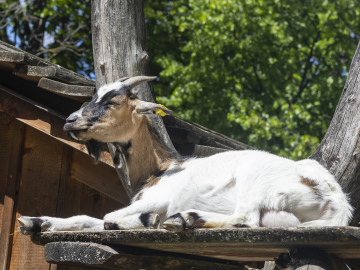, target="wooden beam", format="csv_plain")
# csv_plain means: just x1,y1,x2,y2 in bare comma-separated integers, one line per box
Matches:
38,78,95,101
310,39,360,226
31,227,360,262
44,242,244,269
91,0,178,198
0,41,94,87
13,65,96,87
0,52,28,63
164,115,252,151
0,121,25,270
